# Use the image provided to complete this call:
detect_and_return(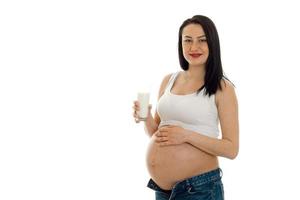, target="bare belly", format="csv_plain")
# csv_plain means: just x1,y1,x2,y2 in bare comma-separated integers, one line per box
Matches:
146,131,219,190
